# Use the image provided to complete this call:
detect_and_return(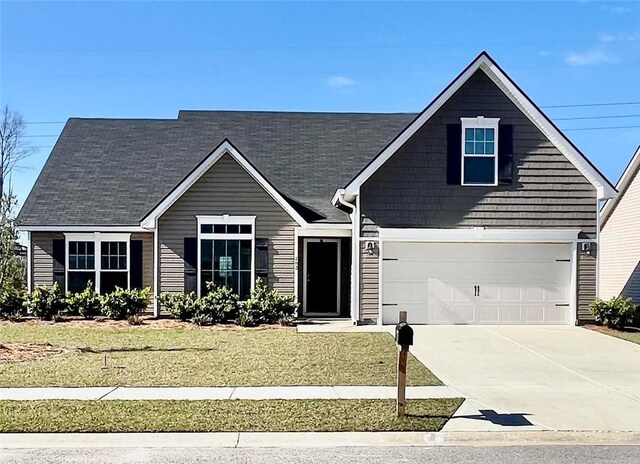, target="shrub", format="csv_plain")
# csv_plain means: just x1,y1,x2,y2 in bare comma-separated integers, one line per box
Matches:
66,282,102,319
192,312,214,326
196,282,239,323
158,291,198,321
0,288,25,320
101,287,150,320
24,283,66,320
235,279,298,327
590,297,639,330
127,315,142,326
